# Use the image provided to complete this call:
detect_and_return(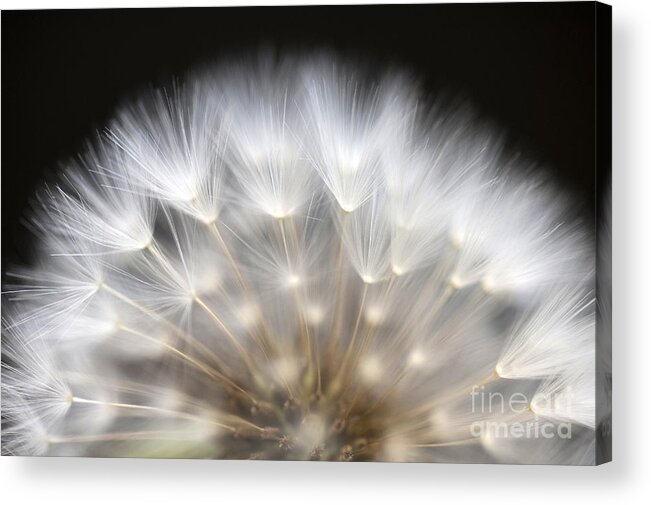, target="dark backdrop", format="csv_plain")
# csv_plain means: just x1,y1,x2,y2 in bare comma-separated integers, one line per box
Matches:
1,3,597,271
